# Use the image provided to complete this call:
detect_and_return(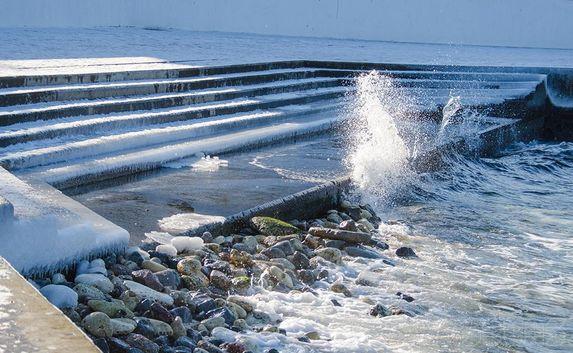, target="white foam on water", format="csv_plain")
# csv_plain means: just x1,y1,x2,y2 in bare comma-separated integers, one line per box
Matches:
158,212,225,235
